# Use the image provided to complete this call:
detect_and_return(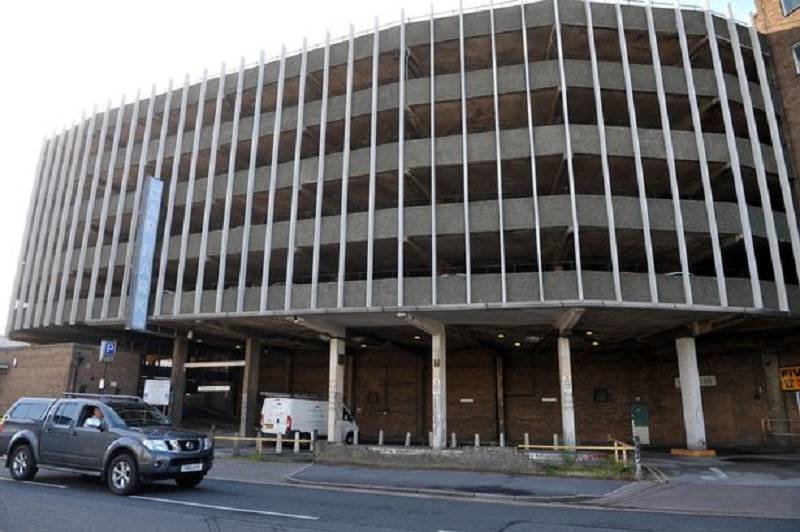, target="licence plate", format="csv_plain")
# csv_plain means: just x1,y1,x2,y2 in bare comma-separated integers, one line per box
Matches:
263,423,274,429
180,463,203,473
